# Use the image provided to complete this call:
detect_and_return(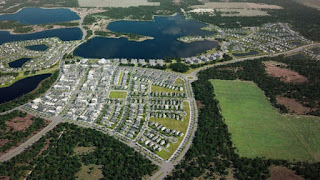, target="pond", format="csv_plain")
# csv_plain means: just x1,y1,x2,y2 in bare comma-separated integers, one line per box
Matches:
74,14,218,59
232,50,259,57
8,57,32,68
25,44,49,51
0,8,80,25
0,74,51,104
